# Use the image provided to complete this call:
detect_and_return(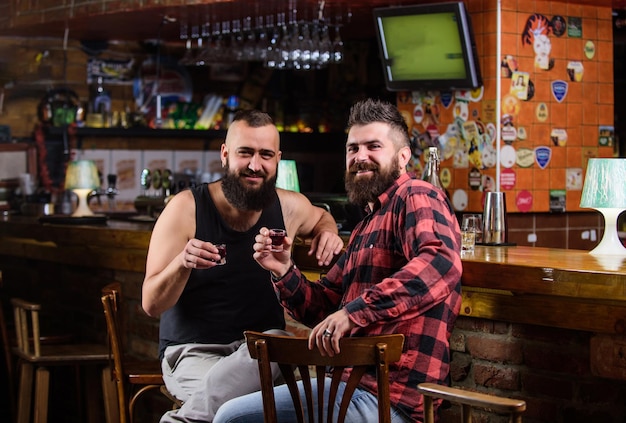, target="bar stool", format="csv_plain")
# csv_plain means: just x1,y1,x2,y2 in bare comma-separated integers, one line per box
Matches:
11,297,110,423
